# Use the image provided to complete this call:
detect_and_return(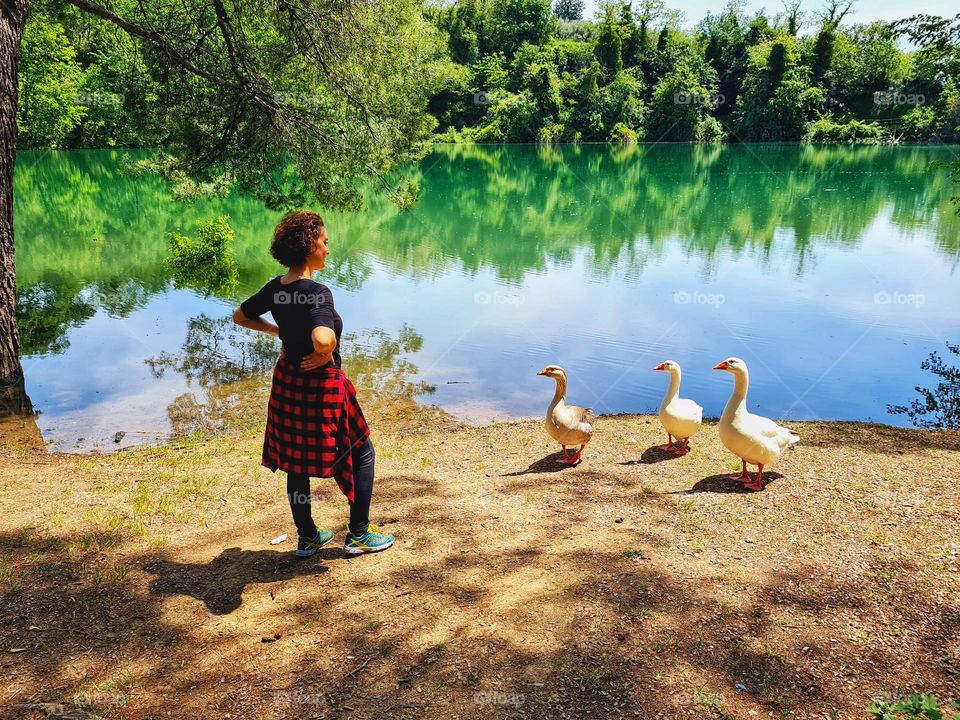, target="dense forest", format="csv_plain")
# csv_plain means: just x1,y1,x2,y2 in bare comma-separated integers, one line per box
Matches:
16,1,960,149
